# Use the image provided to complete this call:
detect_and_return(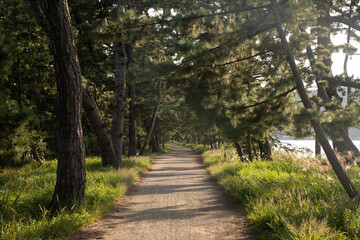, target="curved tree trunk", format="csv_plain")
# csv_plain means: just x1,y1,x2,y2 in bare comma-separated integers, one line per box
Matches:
271,0,358,198
111,41,126,169
306,46,359,156
233,142,246,161
318,11,358,156
140,81,161,156
29,0,86,208
82,87,116,166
